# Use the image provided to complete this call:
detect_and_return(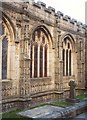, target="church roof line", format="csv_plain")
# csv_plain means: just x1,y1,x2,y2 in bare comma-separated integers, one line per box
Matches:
27,0,86,31
1,0,87,31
